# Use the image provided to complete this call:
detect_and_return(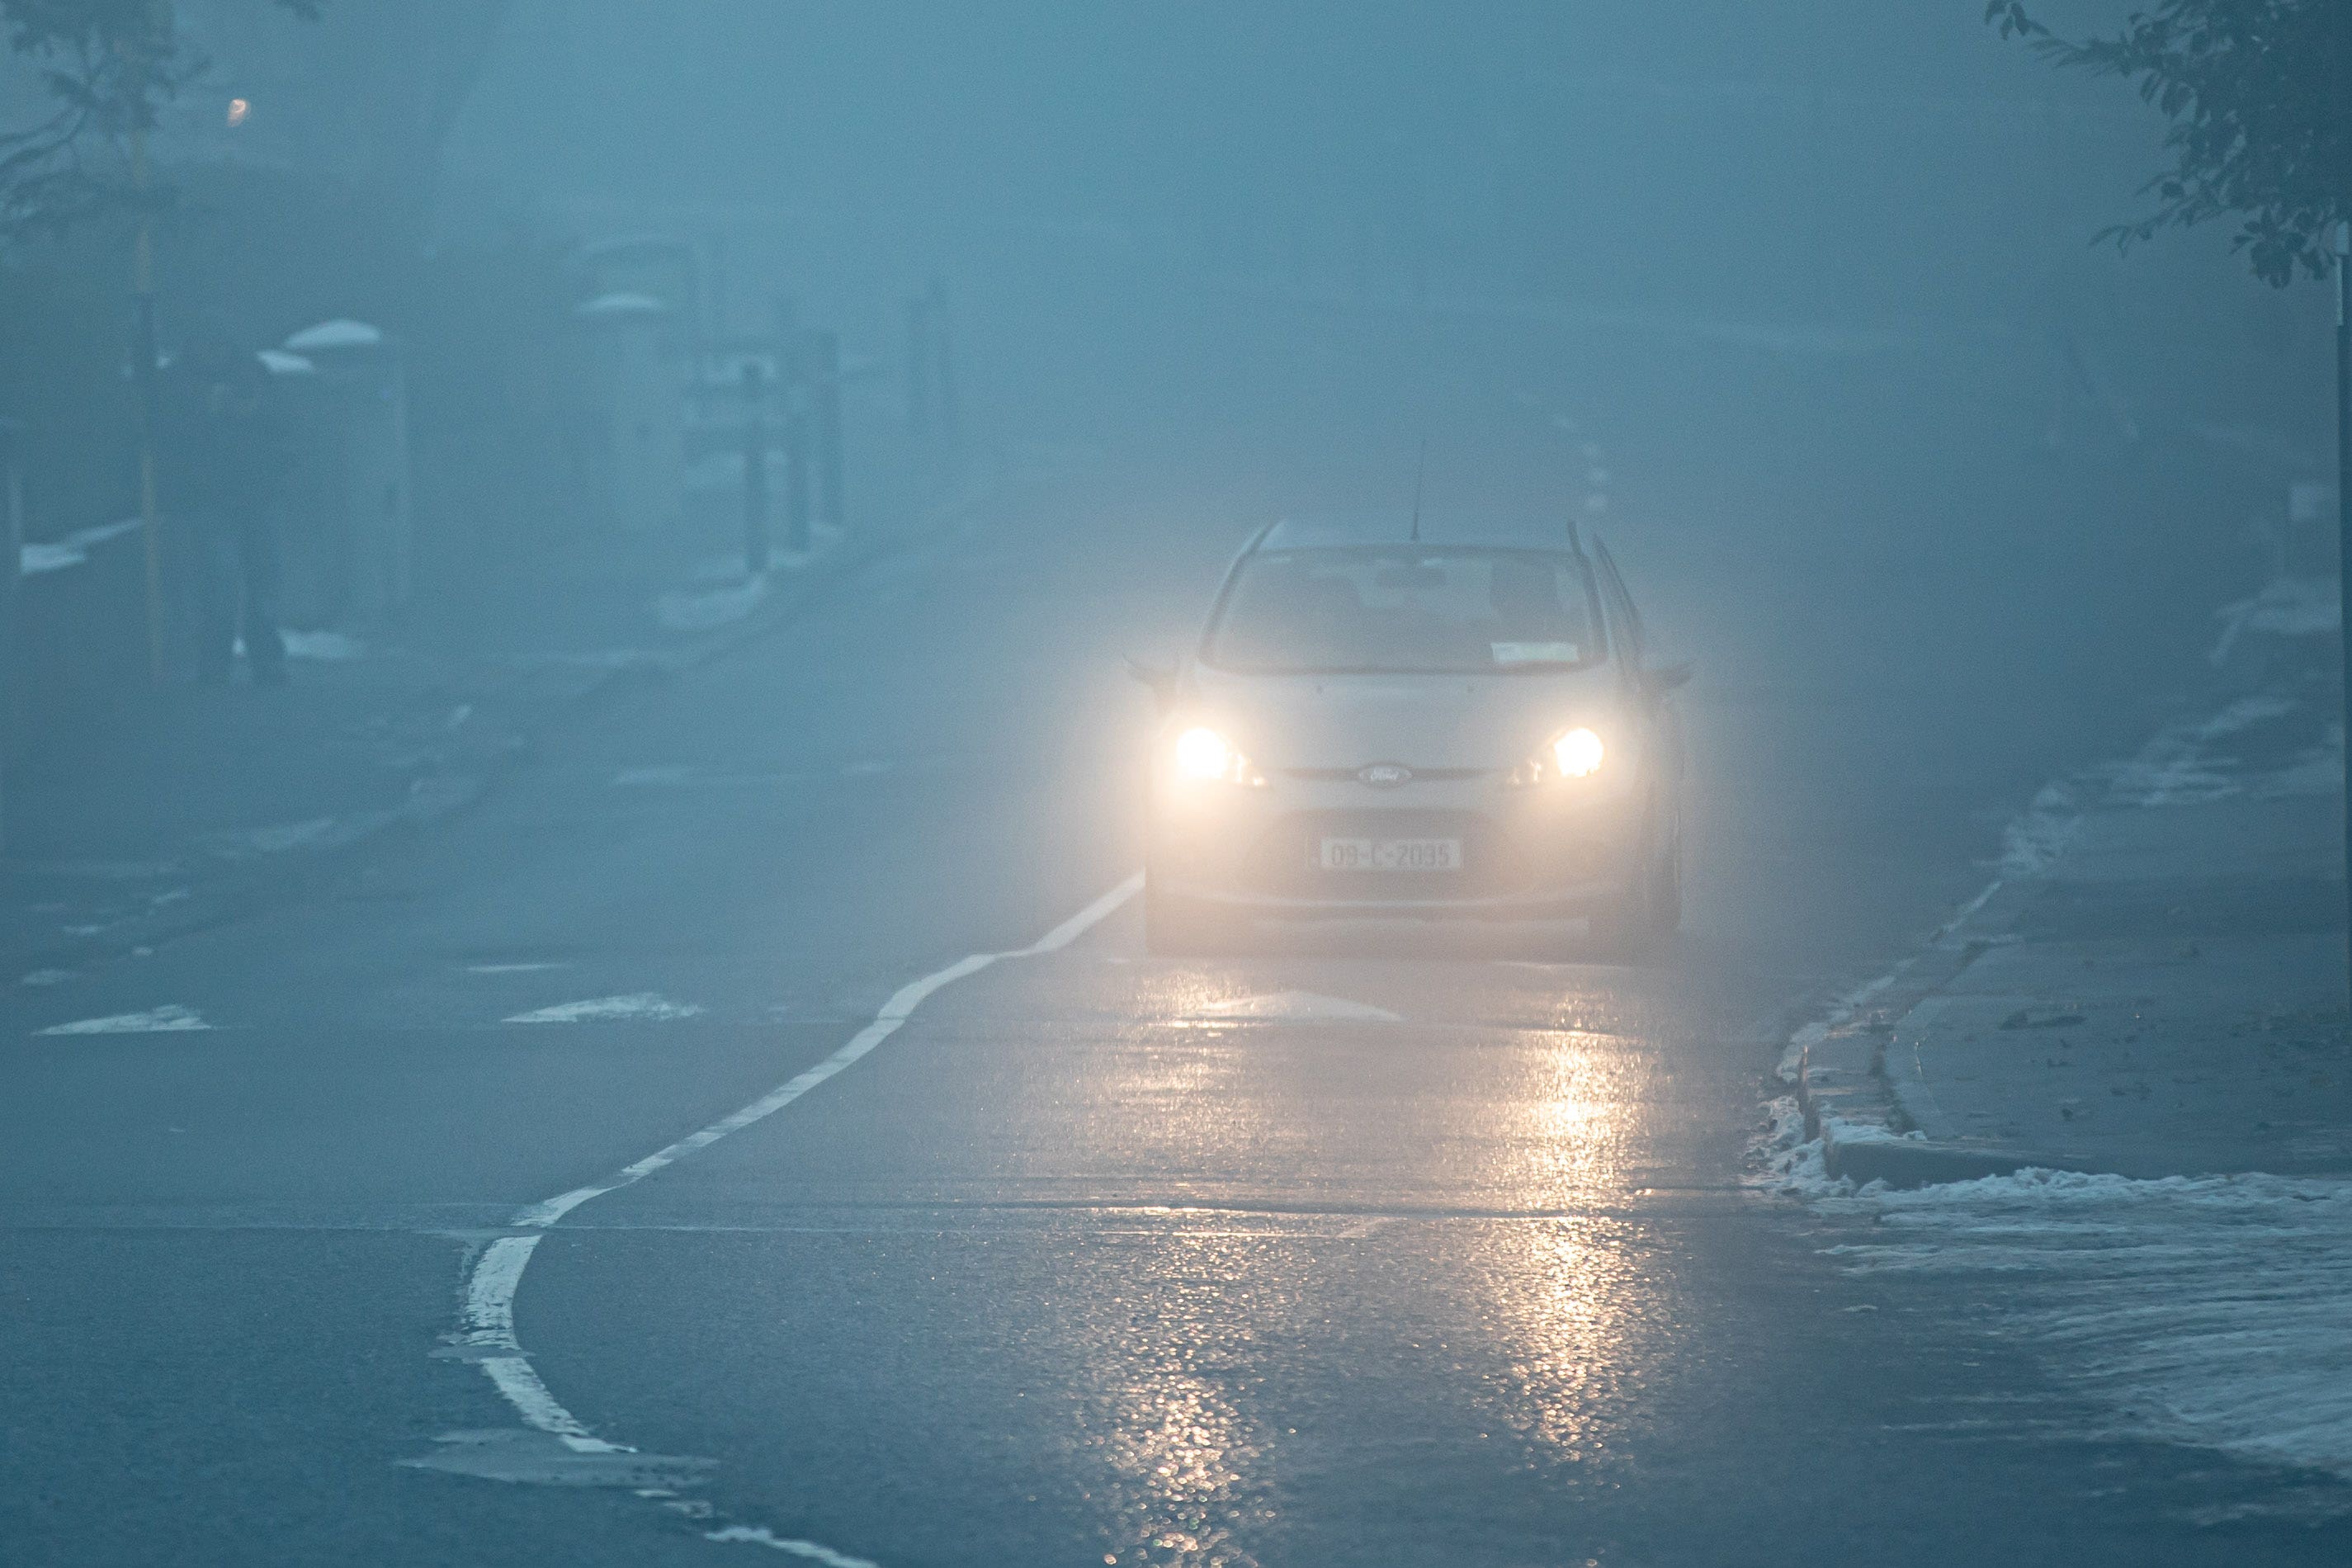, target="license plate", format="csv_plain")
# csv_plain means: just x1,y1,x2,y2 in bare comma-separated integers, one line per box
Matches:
1319,837,1462,872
